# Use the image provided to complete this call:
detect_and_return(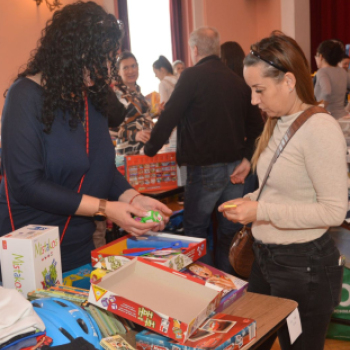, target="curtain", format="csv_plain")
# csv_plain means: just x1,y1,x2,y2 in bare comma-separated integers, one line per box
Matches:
310,0,350,72
170,0,185,62
117,0,131,52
